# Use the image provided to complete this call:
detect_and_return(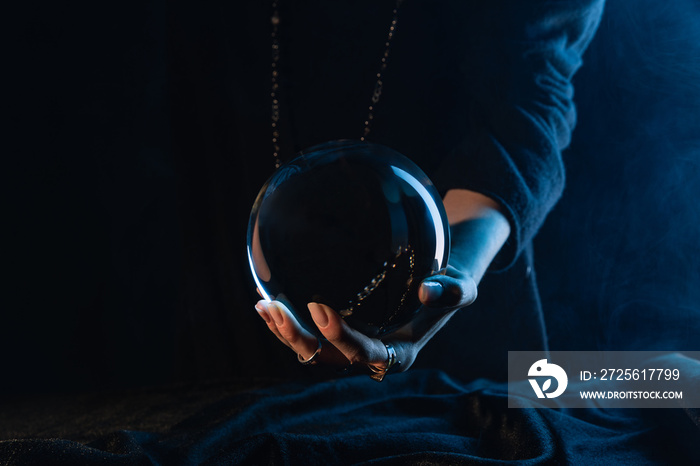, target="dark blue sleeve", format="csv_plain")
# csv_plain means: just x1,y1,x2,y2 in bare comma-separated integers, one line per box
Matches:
431,0,605,270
